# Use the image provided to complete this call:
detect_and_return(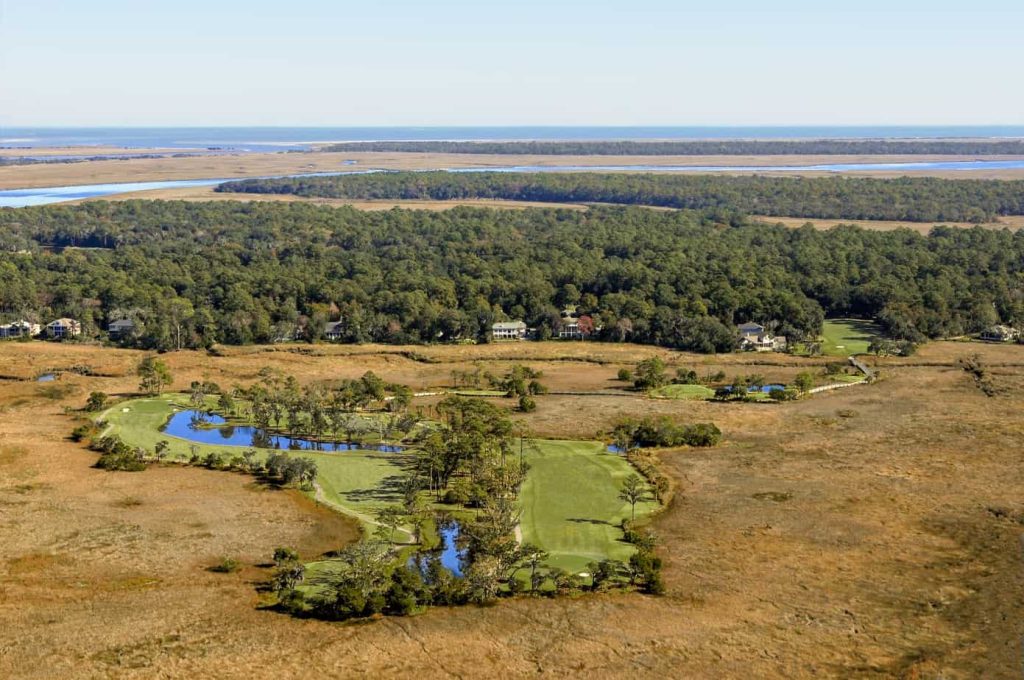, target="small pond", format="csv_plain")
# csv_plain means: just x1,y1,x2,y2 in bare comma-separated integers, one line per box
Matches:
722,383,786,393
409,521,465,577
36,373,56,382
607,444,625,454
161,409,405,453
